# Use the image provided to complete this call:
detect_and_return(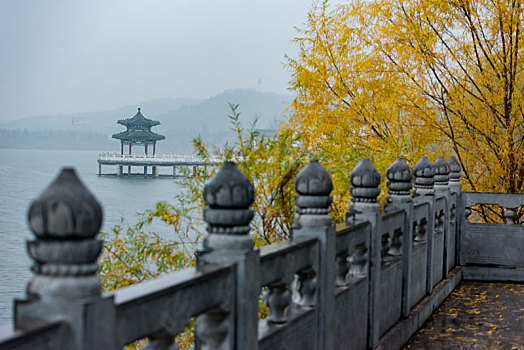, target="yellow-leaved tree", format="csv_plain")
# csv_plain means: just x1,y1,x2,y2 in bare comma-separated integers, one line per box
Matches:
286,0,524,223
